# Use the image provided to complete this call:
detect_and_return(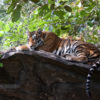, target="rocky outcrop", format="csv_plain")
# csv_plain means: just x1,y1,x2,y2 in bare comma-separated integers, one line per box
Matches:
0,50,100,100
